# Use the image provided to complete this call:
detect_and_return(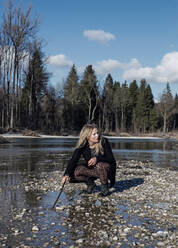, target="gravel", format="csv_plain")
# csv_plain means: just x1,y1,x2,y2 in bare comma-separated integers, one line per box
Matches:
0,160,177,247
